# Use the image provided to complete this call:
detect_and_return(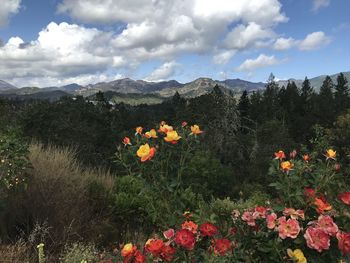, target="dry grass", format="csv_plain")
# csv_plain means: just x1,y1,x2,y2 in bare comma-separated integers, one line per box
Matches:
0,240,30,263
4,143,115,259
